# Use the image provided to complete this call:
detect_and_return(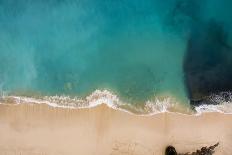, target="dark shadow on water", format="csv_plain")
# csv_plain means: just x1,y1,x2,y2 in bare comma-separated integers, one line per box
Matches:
183,20,232,106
